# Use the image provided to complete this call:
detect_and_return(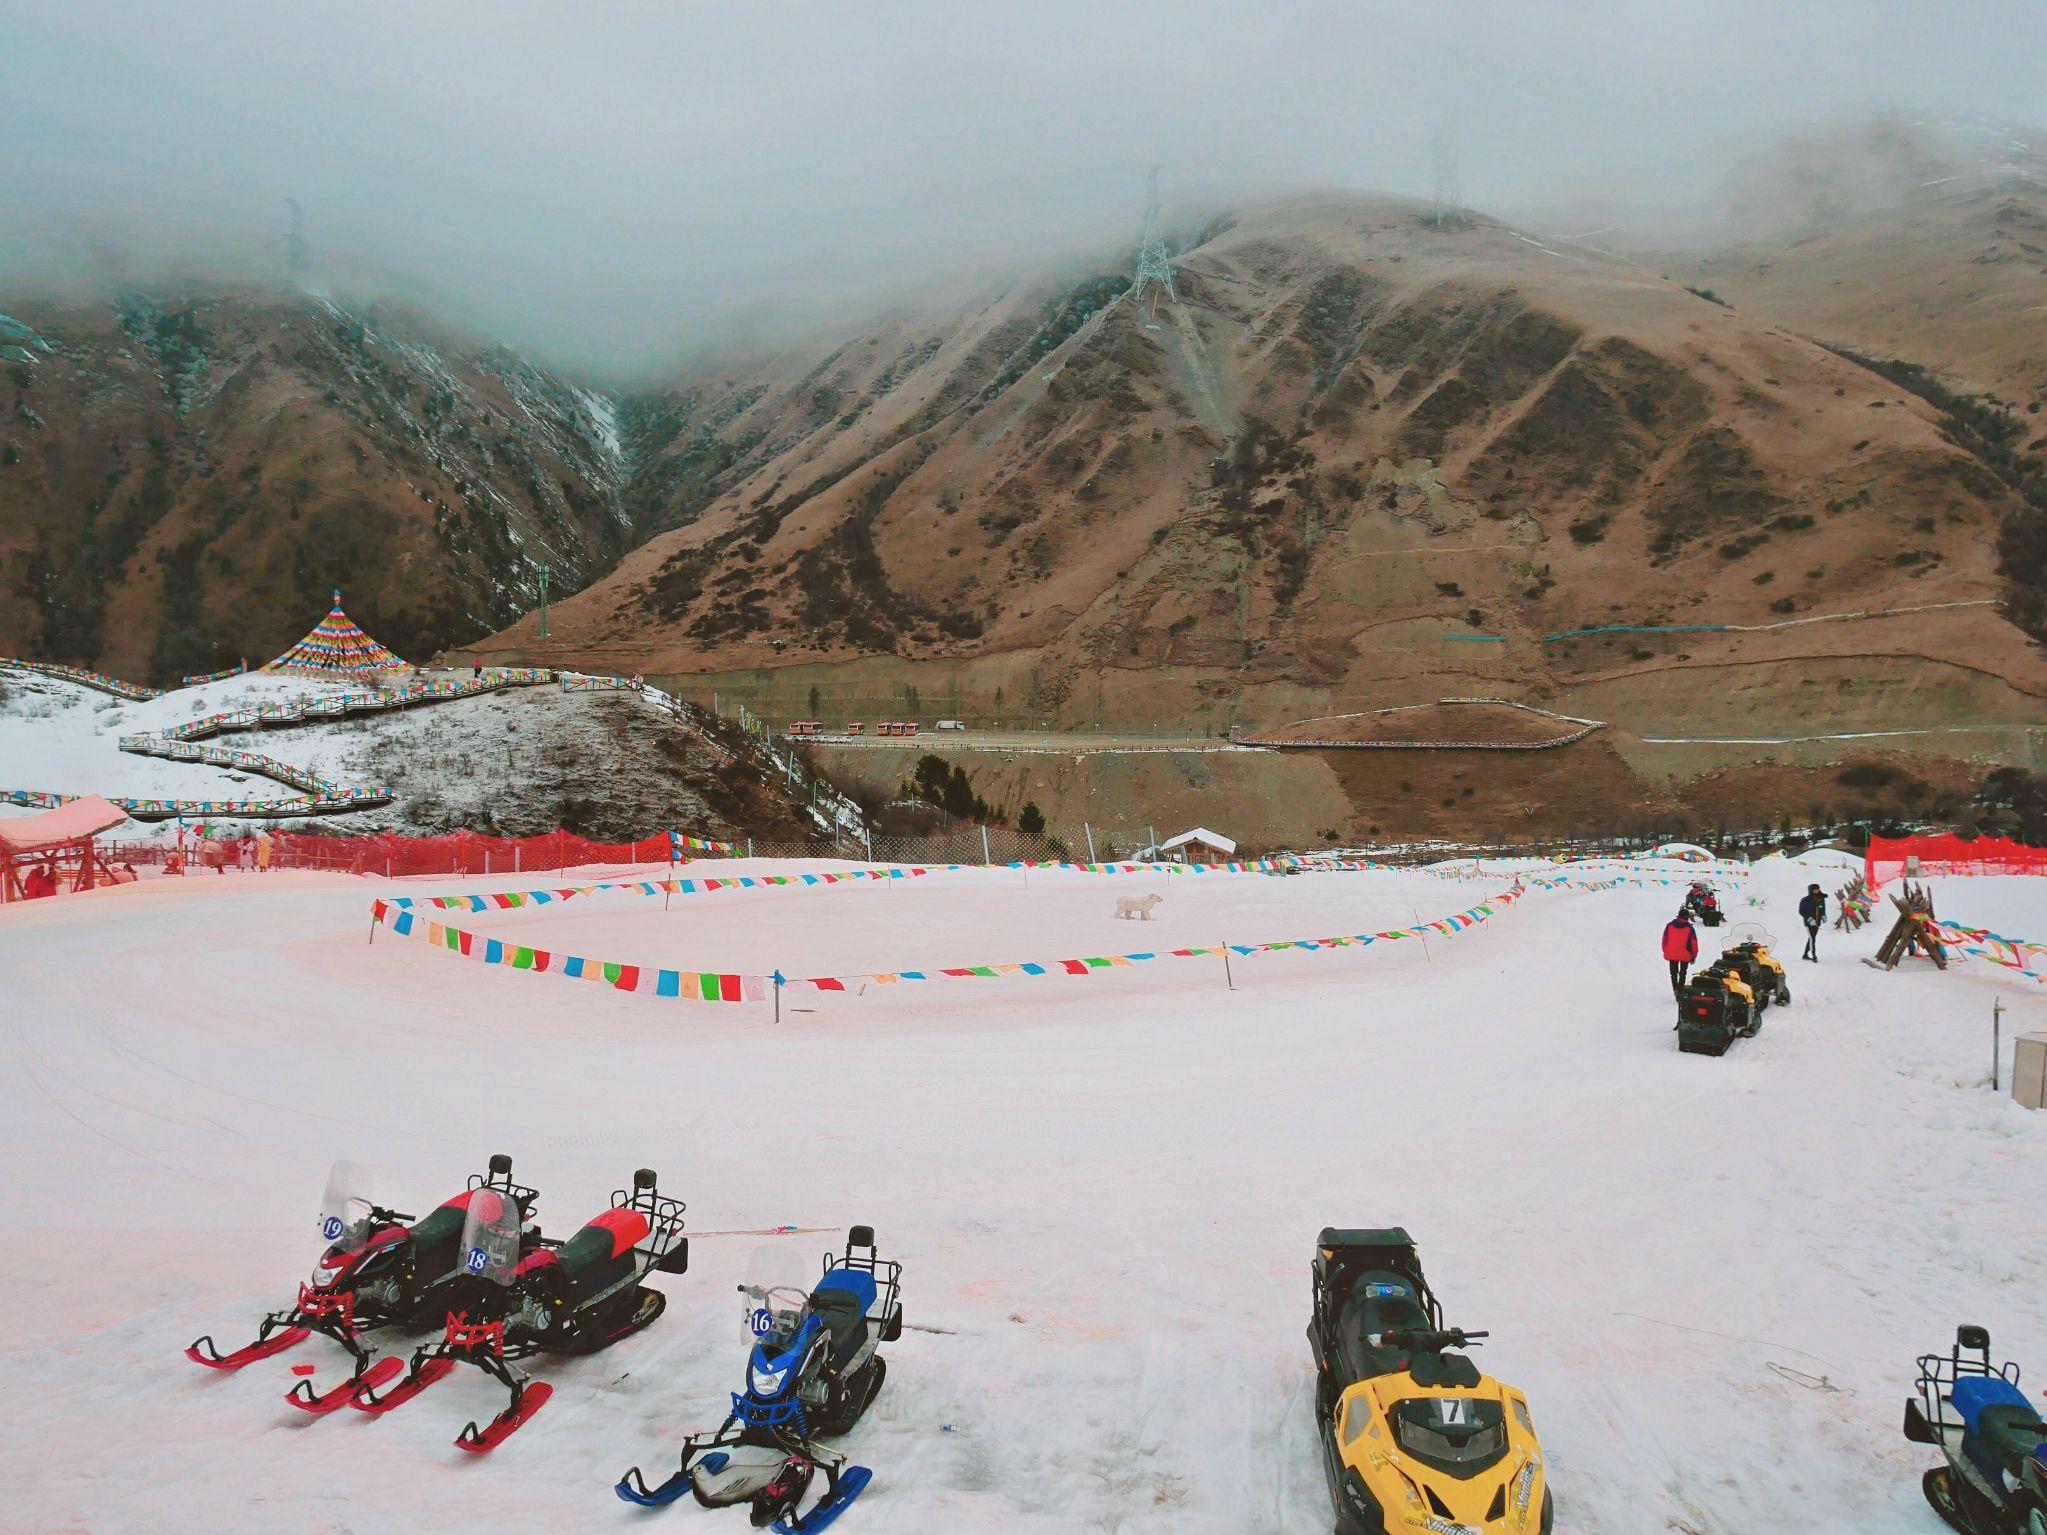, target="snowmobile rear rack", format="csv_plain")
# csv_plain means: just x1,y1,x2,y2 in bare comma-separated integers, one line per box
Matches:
1311,1228,1441,1331
615,1168,689,1274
